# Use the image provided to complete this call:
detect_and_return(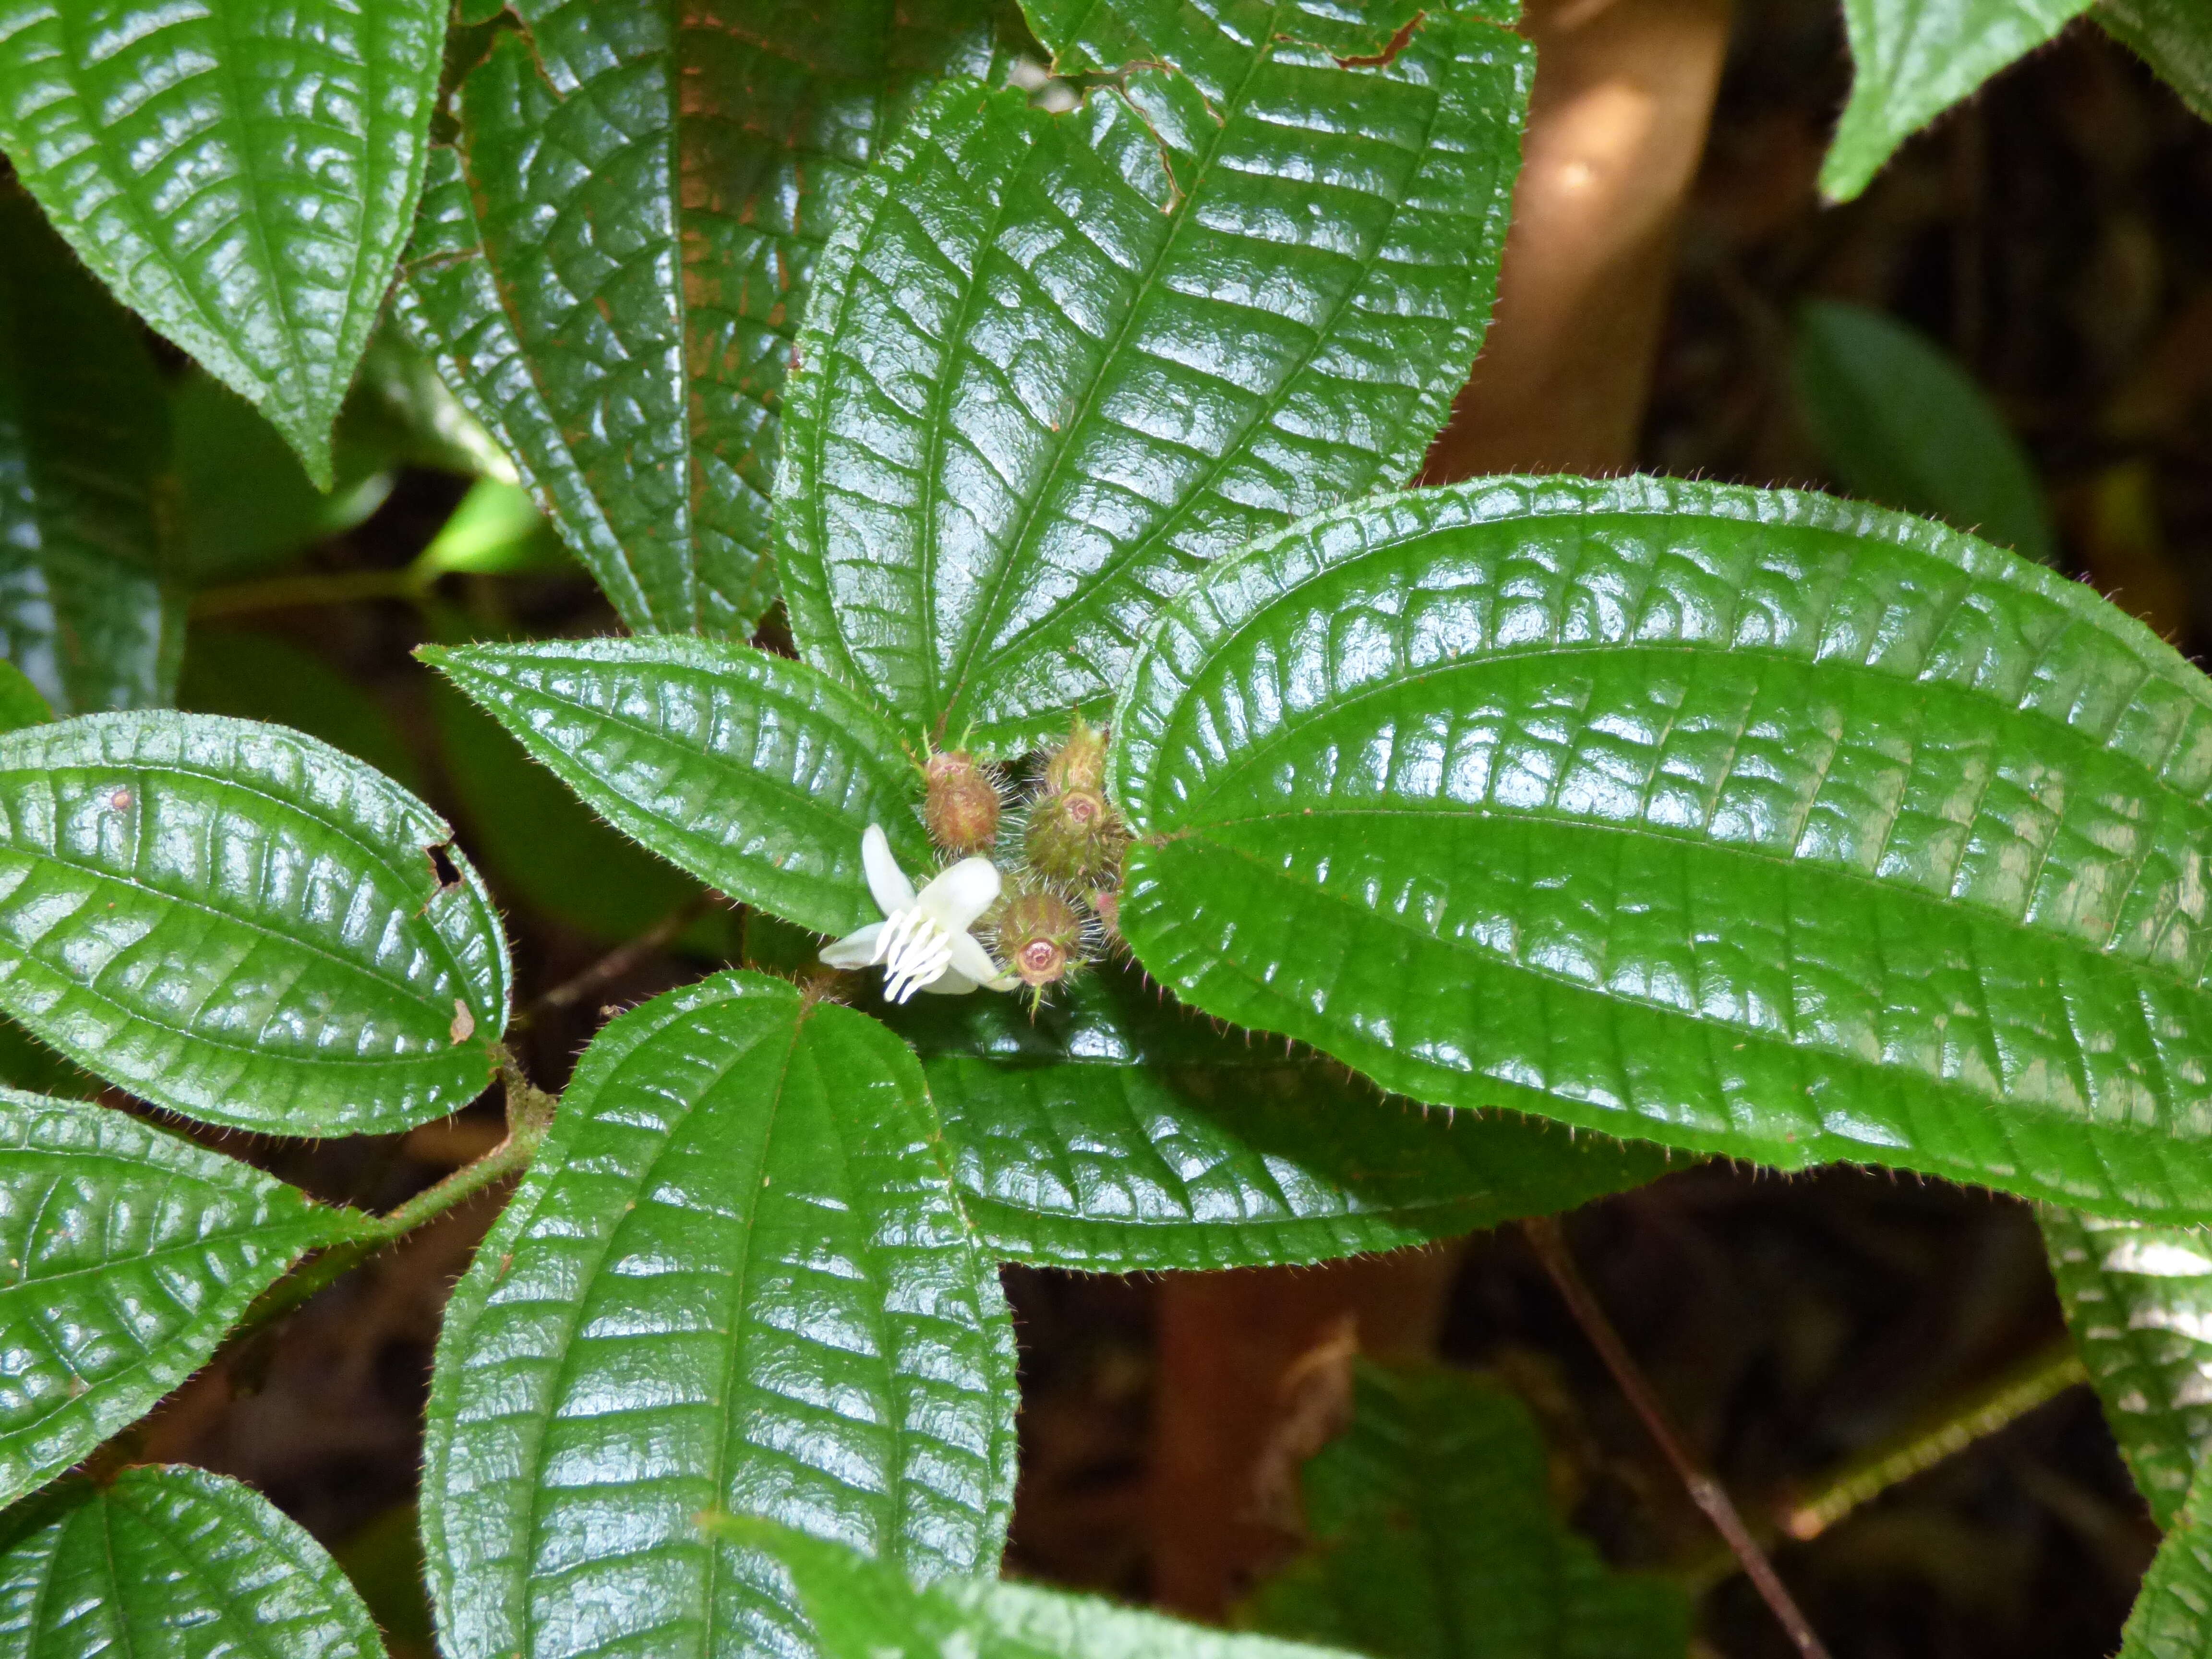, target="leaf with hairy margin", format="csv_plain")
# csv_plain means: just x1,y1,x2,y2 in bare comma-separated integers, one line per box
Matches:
0,0,445,482
1112,475,2212,1218
884,964,1676,1271
2043,1209,2212,1527
423,971,1017,1659
2100,0,2212,122
0,1090,373,1509
2120,1456,2212,1657
0,195,177,717
0,1466,387,1659
0,712,508,1135
425,636,927,938
392,0,1029,637
776,0,1531,753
